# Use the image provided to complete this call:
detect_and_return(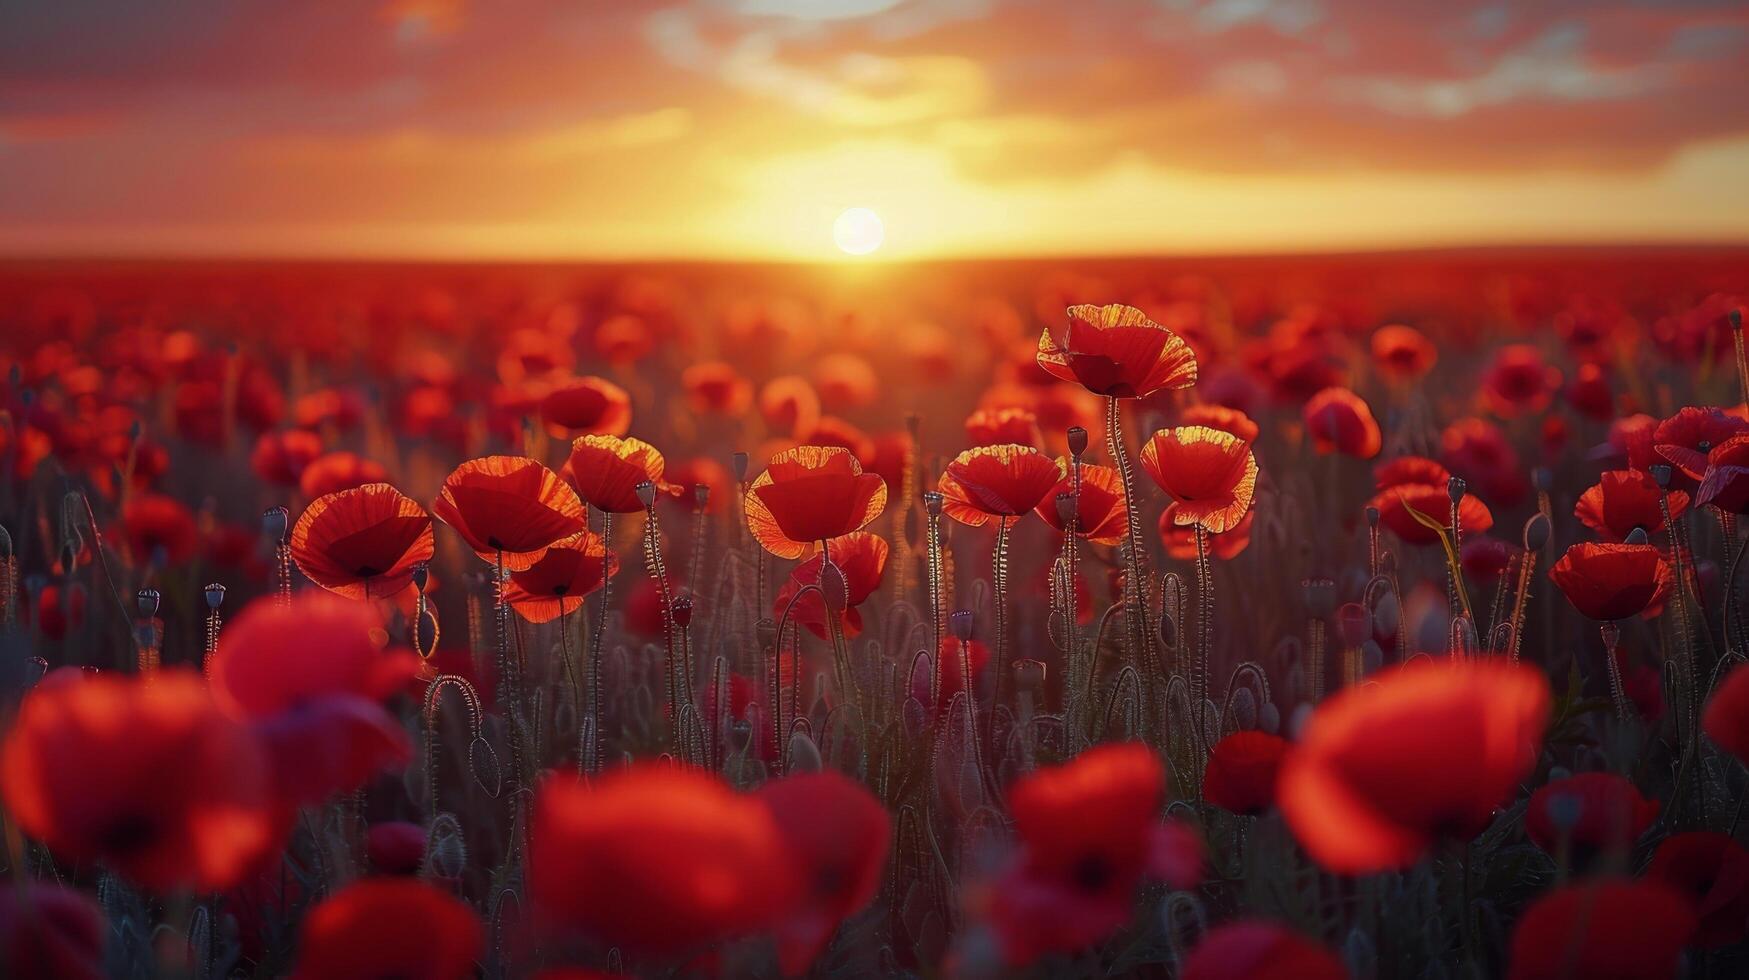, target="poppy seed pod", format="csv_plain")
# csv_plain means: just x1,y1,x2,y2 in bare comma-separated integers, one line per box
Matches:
1650,464,1672,489
1533,467,1553,493
950,608,975,642
731,451,749,482
1067,425,1088,459
262,505,289,543
204,582,226,609
410,561,429,590
923,490,944,517
1524,513,1550,552
1365,506,1379,527
671,594,693,629
136,587,160,617
693,483,710,510
1302,578,1337,618
1337,603,1372,648
635,480,657,509
1055,491,1078,528
1447,475,1467,504
818,560,849,613
1733,309,1743,332
1625,526,1649,545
